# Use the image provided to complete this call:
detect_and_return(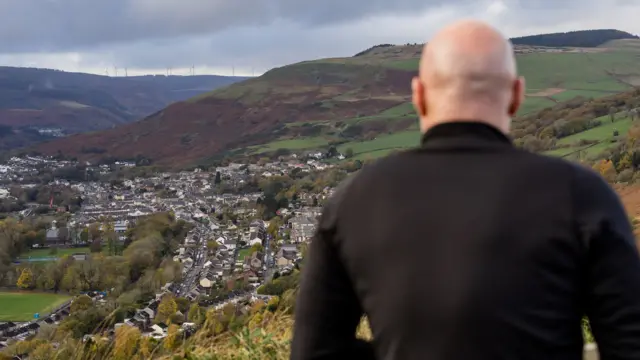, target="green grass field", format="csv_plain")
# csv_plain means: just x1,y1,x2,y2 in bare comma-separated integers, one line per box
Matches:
338,131,421,159
519,97,556,115
18,247,91,259
386,51,637,114
0,292,71,321
248,137,331,154
557,116,632,146
237,248,252,261
542,115,633,158
549,89,616,102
